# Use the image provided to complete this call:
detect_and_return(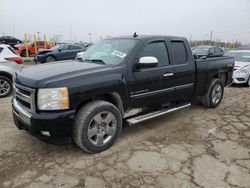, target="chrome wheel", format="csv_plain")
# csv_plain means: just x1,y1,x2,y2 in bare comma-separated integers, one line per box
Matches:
212,84,222,105
87,111,117,146
0,79,10,97
46,56,55,63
